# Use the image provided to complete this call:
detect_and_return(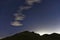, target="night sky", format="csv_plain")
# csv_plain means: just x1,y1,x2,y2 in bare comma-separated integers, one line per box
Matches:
0,0,60,39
